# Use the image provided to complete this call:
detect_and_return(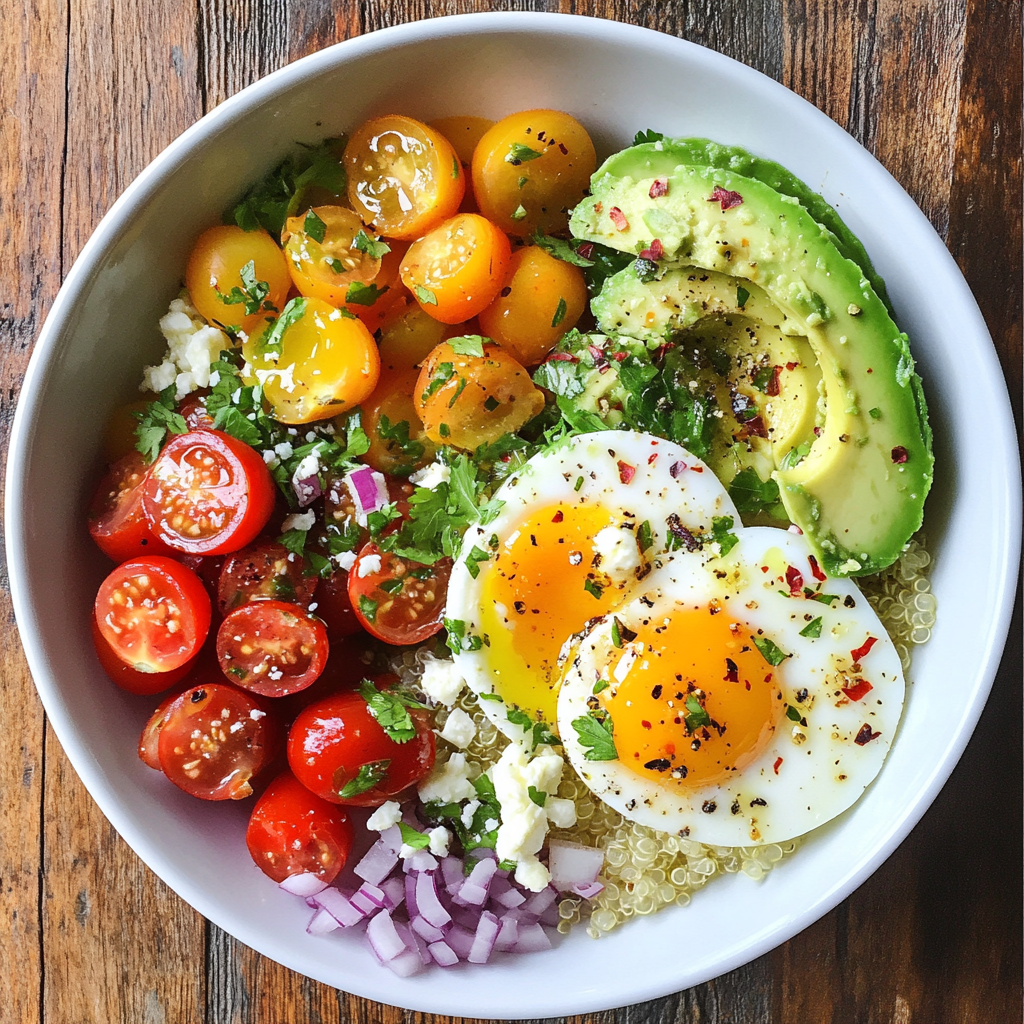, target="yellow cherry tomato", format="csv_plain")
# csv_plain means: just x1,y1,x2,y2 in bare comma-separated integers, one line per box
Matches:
348,240,410,334
359,367,436,476
400,214,511,325
185,225,291,328
344,115,465,240
377,300,464,374
478,245,588,366
414,339,545,449
241,298,380,424
471,110,597,238
432,116,495,213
